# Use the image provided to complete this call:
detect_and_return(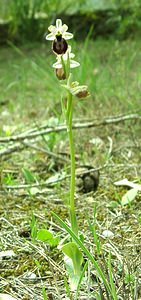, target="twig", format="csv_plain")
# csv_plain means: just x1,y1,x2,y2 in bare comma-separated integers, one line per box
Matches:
22,141,70,163
0,140,70,163
1,176,68,190
1,164,105,190
0,113,140,143
0,143,24,156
